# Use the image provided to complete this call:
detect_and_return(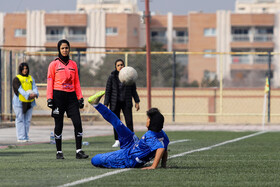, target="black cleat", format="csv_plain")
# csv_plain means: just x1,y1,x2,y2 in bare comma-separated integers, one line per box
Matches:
76,150,89,159
56,152,65,159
